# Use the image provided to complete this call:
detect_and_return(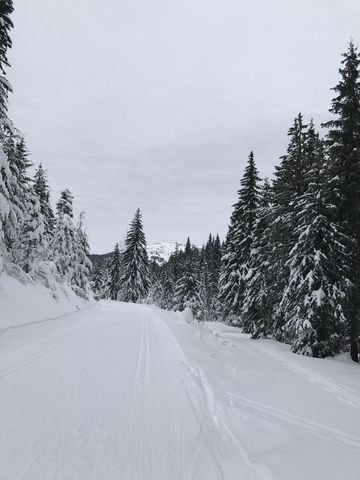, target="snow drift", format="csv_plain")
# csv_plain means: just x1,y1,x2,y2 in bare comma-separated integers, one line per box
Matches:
0,272,92,331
